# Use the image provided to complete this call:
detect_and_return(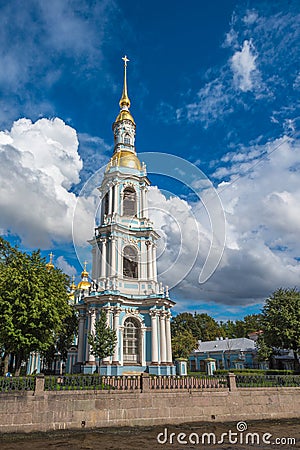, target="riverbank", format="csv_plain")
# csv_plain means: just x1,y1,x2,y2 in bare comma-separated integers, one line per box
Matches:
0,419,299,449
